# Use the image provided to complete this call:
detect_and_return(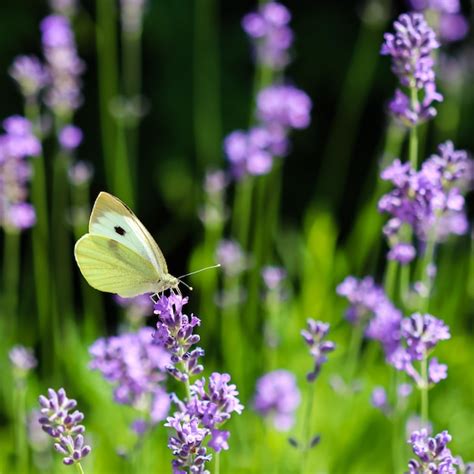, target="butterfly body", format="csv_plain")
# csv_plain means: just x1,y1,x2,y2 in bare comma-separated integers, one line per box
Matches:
74,192,179,297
